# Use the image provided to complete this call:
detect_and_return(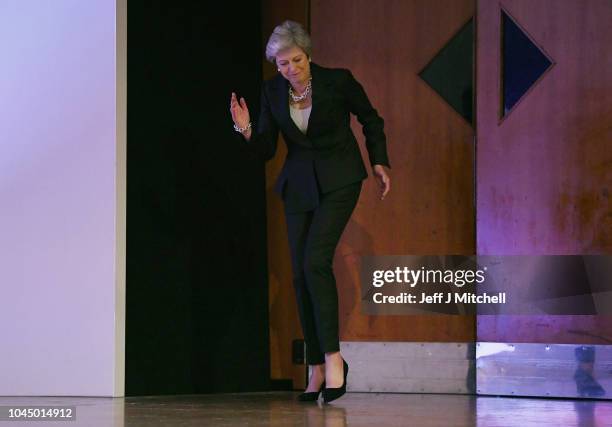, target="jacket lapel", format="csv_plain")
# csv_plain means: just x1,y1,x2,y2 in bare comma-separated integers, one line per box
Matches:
268,63,333,147
306,62,328,138
269,75,312,148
